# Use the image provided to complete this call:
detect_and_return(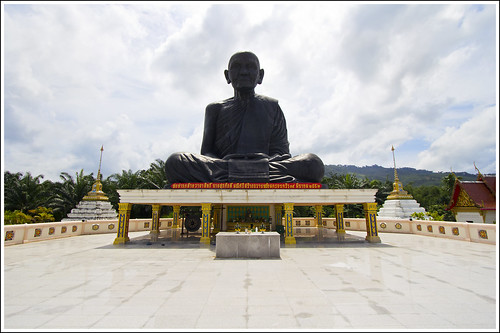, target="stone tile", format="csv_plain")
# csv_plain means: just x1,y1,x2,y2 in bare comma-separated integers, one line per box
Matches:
3,230,496,330
41,314,106,329
296,313,354,329
437,311,497,328
195,314,247,328
246,314,300,329
346,313,406,328
393,313,456,328
3,314,55,329
91,314,151,328
143,314,198,329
